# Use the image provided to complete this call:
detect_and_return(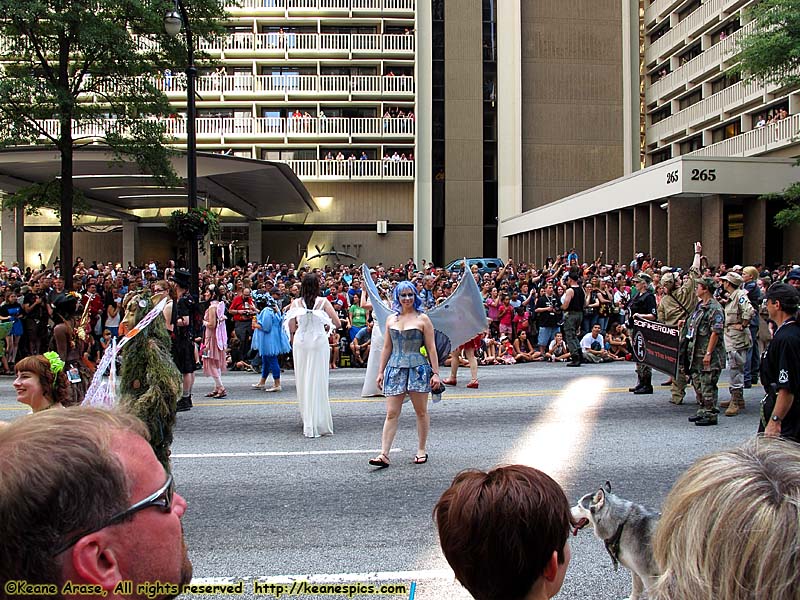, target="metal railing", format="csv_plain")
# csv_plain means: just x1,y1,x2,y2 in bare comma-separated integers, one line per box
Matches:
29,116,415,140
646,0,725,65
282,159,414,179
646,19,756,104
223,0,415,12
689,112,800,156
647,78,763,143
196,31,413,54
84,74,414,96
644,0,683,26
